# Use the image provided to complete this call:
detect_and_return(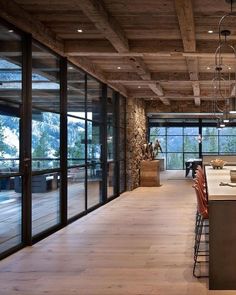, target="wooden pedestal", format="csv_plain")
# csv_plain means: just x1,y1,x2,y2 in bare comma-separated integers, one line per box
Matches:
140,160,160,187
